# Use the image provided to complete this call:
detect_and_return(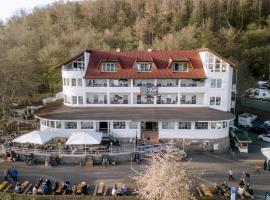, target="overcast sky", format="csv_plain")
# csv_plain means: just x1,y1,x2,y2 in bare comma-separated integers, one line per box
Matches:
0,0,81,21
